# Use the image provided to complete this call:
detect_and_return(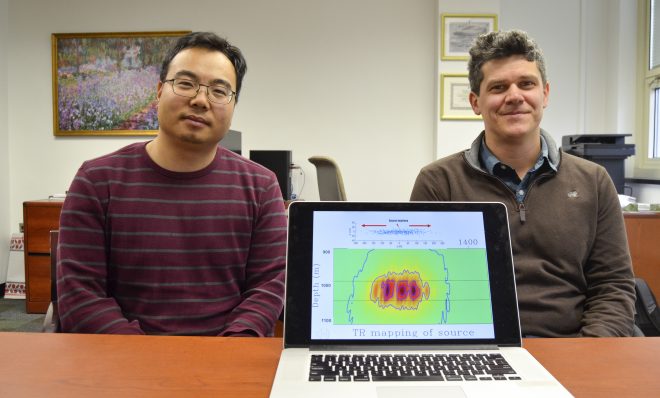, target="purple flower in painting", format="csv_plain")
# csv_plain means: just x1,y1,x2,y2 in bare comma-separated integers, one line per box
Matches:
58,66,160,131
